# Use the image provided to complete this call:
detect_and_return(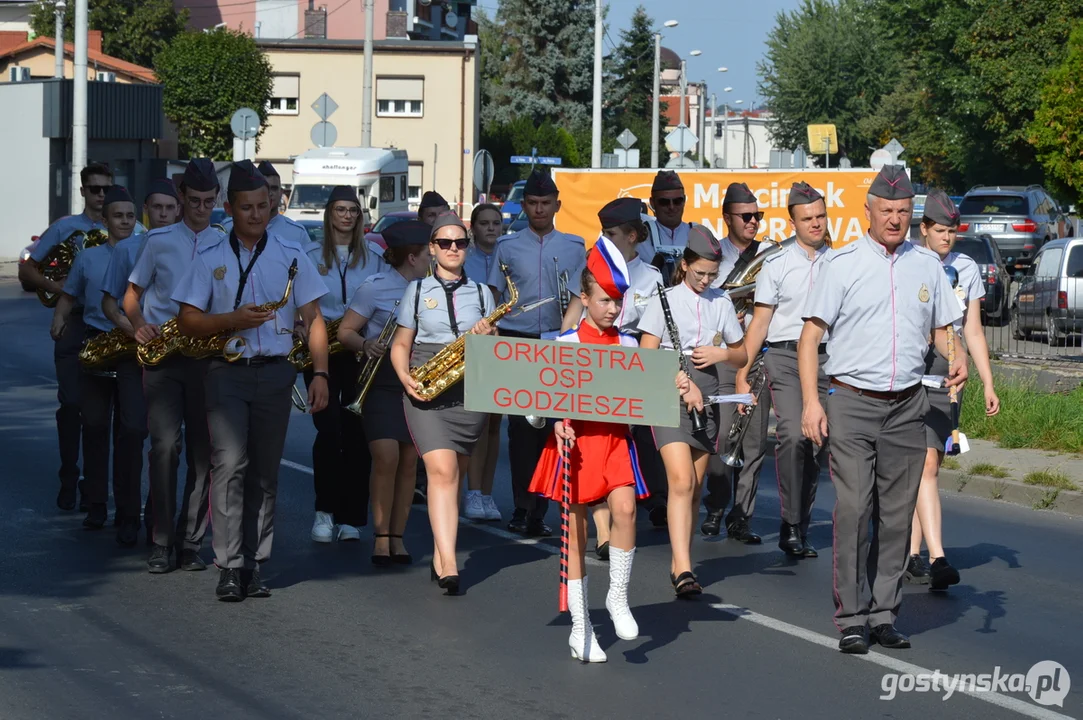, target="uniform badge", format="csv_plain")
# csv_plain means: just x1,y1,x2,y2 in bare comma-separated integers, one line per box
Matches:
213,266,227,281
954,286,966,300
317,263,328,276
424,297,439,309
713,331,724,346
918,284,930,303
